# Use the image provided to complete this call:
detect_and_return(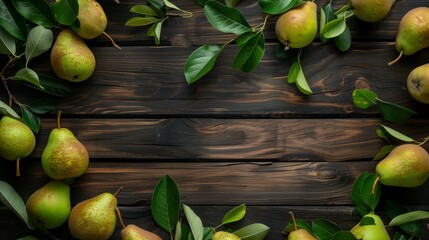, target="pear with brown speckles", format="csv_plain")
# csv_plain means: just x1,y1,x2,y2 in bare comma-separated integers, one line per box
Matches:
121,224,163,240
